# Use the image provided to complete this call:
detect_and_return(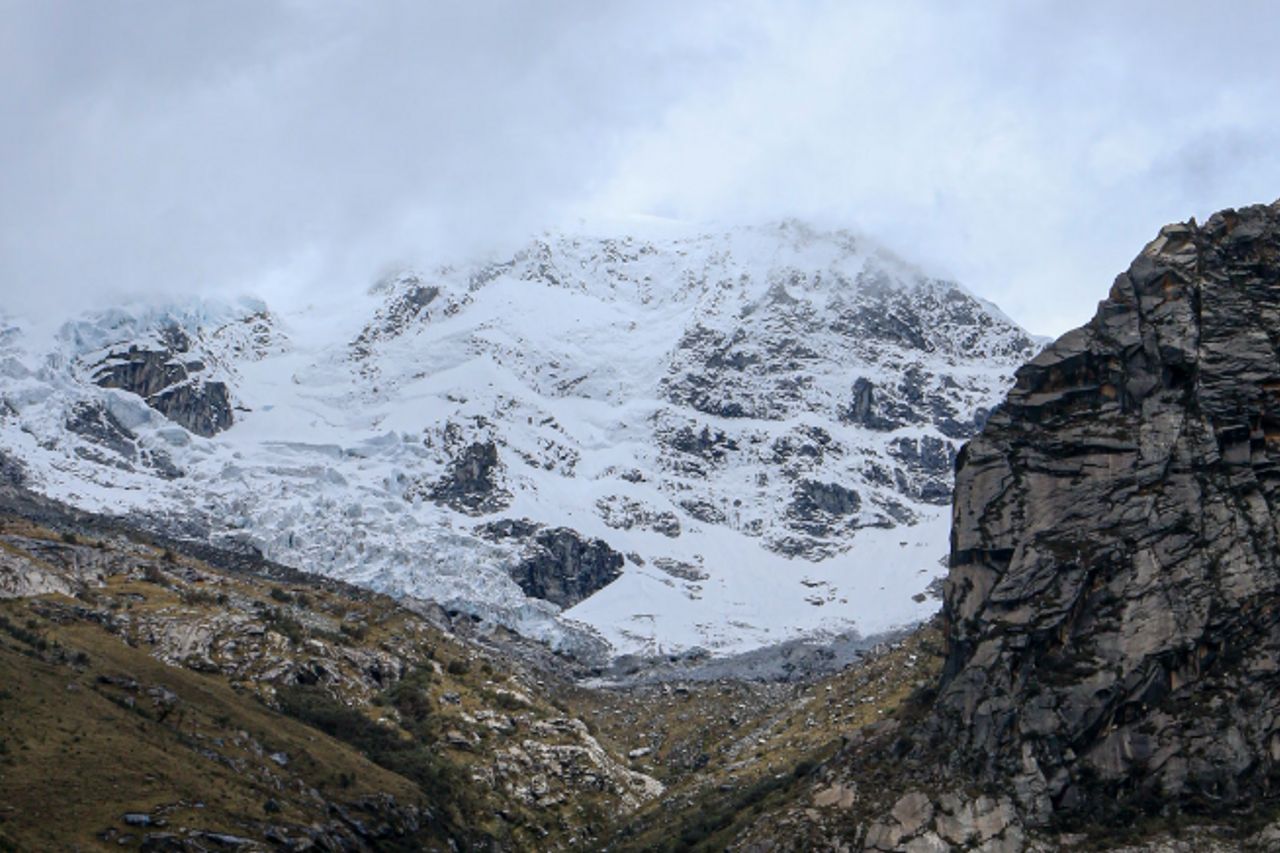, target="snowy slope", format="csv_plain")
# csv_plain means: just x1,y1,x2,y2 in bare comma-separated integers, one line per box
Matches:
0,221,1039,659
